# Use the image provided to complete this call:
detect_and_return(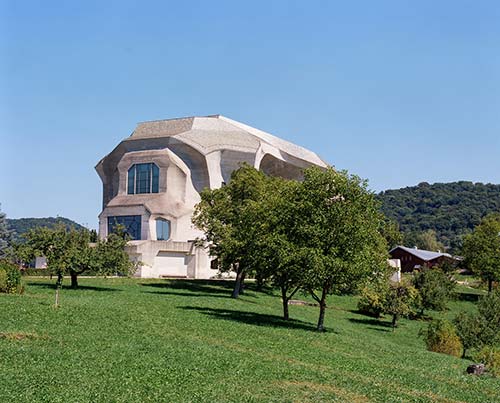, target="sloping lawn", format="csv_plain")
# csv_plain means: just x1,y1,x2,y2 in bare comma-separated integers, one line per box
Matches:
1,278,499,403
